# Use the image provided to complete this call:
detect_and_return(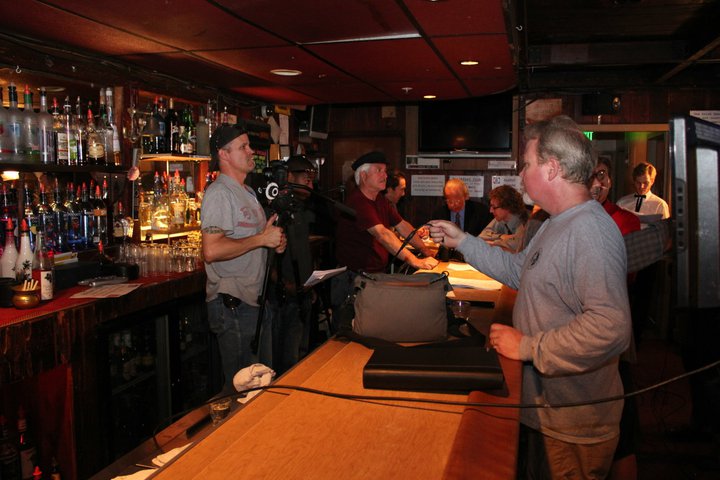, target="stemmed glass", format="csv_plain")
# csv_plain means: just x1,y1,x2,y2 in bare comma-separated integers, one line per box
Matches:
451,300,471,323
